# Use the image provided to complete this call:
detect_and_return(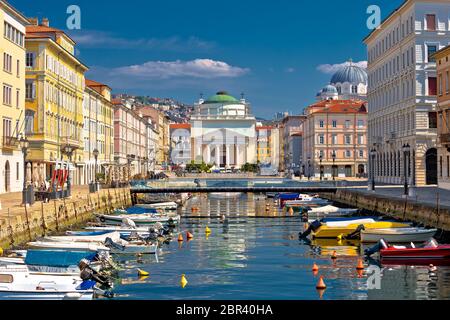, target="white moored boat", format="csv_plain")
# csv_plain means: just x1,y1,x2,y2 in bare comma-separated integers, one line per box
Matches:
136,202,178,210
97,214,180,226
0,265,94,300
360,228,438,243
43,232,122,243
27,241,110,253
309,205,358,216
